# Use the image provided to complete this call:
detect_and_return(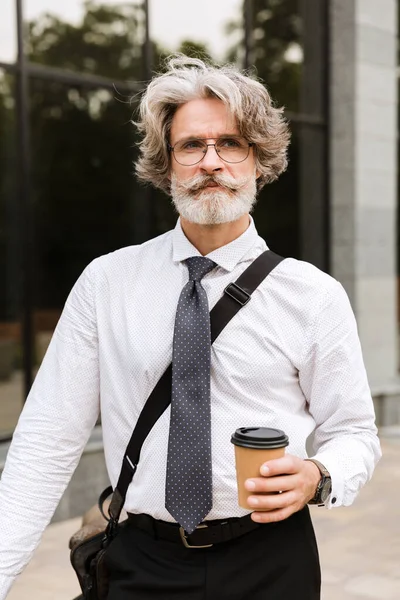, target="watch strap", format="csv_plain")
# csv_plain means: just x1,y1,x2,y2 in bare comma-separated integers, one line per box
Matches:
305,458,331,479
305,458,331,505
